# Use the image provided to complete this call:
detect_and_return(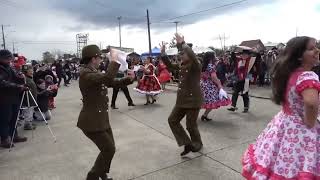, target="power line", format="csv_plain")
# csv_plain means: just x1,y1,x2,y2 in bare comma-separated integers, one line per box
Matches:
0,0,23,9
154,0,249,23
